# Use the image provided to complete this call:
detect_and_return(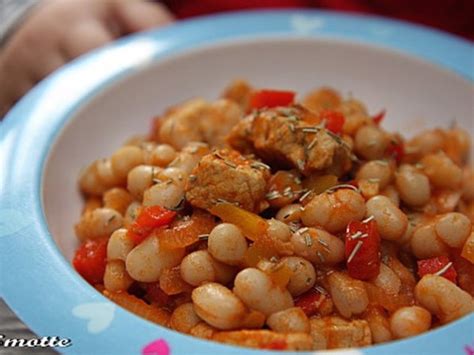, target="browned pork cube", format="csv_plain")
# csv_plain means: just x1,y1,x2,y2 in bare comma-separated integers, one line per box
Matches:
157,98,242,149
227,105,352,176
185,149,270,212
